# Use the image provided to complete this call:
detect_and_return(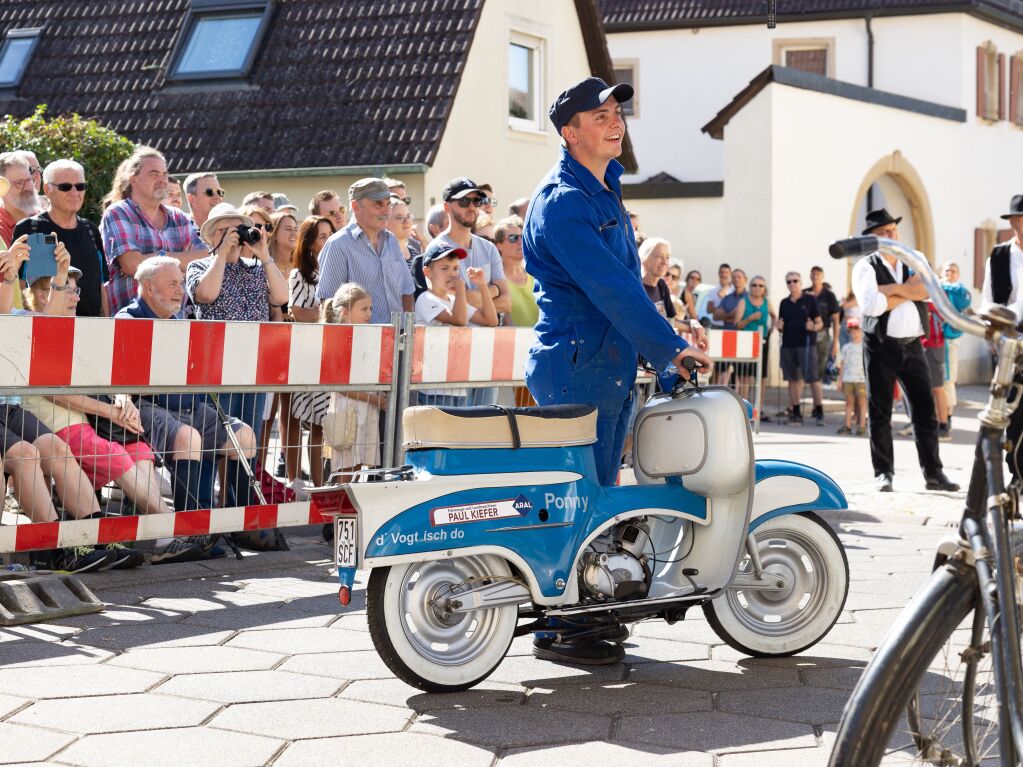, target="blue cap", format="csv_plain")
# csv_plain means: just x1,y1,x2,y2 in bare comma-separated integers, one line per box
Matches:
548,77,633,133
